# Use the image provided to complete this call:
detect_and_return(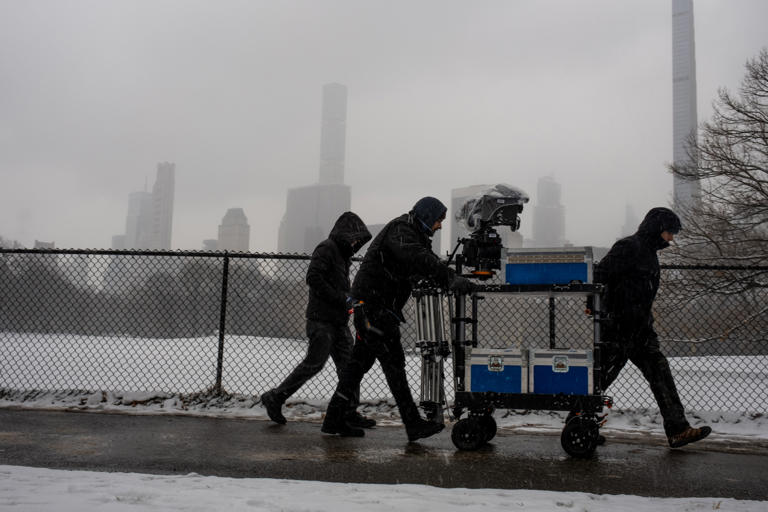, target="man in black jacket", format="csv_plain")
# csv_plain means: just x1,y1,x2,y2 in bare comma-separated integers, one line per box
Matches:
321,197,474,441
261,212,372,426
596,207,711,448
